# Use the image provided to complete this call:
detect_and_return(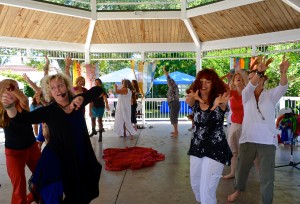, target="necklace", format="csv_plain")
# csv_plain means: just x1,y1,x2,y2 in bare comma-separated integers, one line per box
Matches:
58,103,70,110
